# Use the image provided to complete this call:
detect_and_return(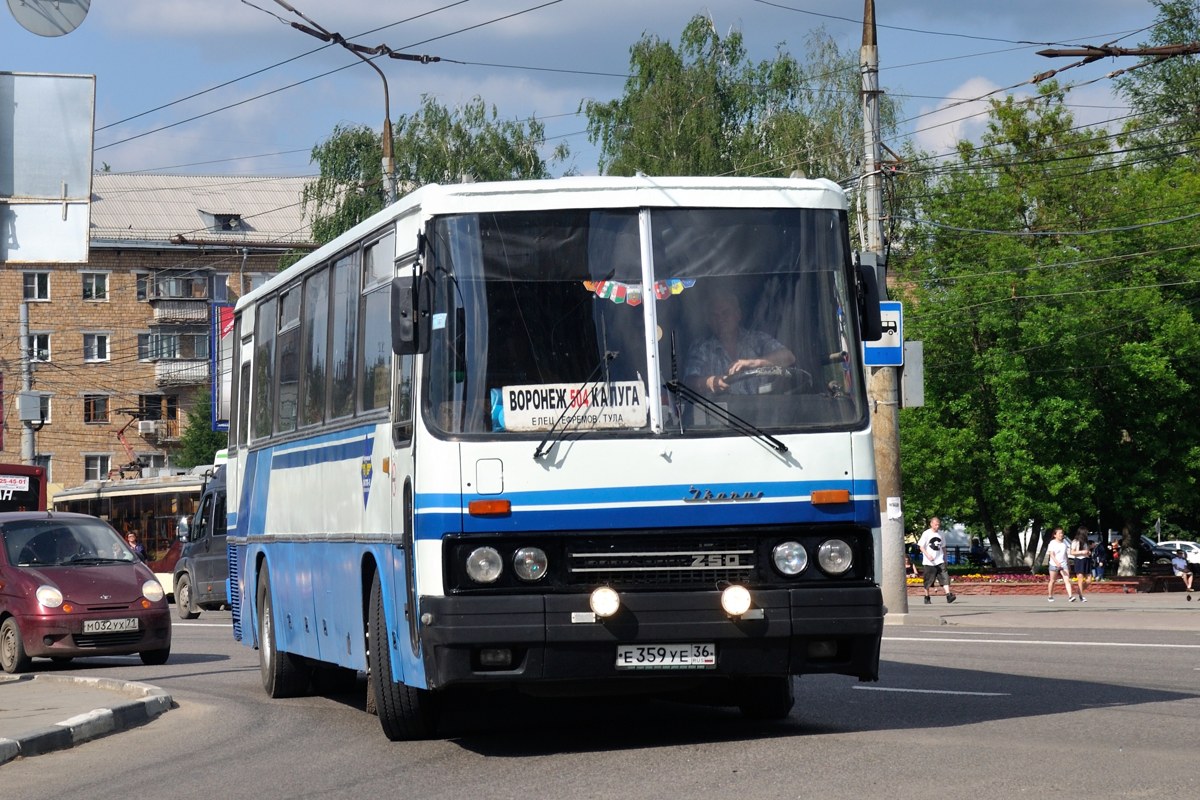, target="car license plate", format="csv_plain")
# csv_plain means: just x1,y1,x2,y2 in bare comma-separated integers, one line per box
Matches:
615,643,716,669
82,618,139,634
